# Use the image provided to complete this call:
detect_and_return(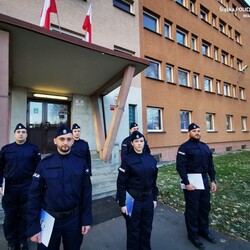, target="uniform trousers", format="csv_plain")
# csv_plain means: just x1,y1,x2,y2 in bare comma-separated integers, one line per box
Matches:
2,181,30,247
37,212,83,250
183,177,211,240
124,196,154,250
